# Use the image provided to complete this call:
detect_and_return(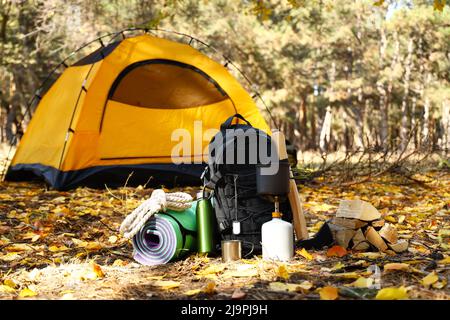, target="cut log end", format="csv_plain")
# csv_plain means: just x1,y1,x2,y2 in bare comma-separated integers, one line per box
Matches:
365,226,388,252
